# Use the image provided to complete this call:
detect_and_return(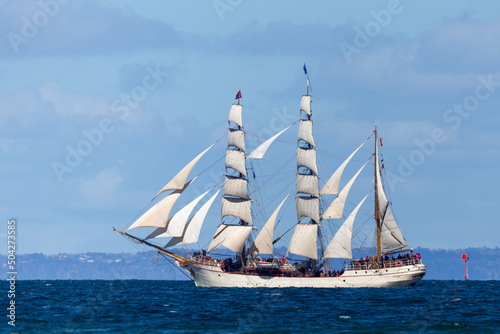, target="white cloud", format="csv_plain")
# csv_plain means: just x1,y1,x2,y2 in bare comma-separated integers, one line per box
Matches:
0,0,183,58
419,19,500,71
